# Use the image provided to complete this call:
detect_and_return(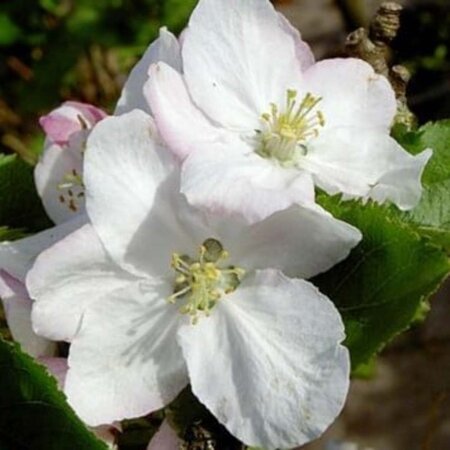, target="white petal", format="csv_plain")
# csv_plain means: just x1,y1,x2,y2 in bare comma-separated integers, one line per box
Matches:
303,127,432,210
227,205,361,279
146,62,227,160
0,216,84,281
181,140,317,224
147,420,181,450
84,110,198,277
178,270,350,449
182,0,303,131
302,58,396,130
65,278,187,426
277,12,315,71
115,28,182,115
34,140,85,224
0,271,56,357
27,224,137,342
